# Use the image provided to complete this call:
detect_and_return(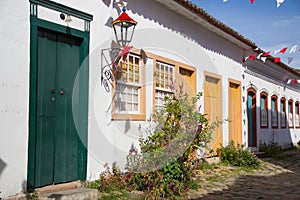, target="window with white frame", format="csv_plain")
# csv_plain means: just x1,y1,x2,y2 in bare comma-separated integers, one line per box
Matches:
154,61,175,109
288,100,293,127
280,98,286,128
296,102,300,128
271,96,278,128
114,54,141,114
260,93,268,128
